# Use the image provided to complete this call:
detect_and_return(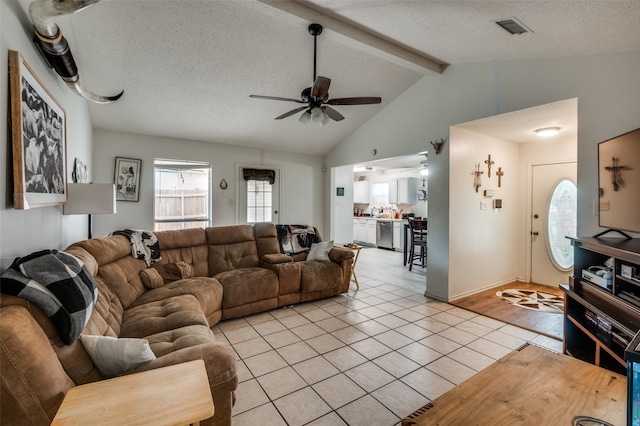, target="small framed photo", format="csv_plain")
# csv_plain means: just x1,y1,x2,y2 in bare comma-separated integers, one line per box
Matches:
114,157,141,201
9,50,67,209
